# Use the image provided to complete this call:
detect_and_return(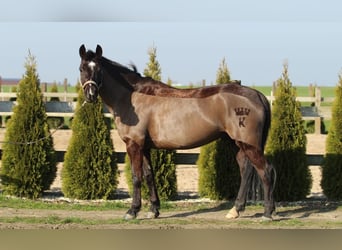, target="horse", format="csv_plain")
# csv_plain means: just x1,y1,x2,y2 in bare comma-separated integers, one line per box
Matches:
78,44,276,220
